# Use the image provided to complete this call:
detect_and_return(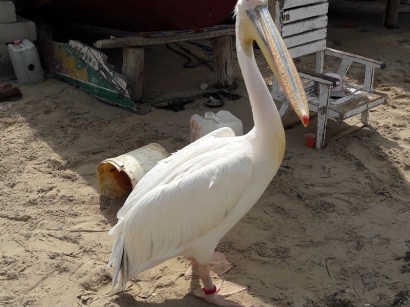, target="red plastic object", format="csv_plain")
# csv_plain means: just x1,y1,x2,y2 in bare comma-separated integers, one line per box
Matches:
305,133,316,148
